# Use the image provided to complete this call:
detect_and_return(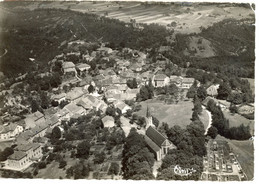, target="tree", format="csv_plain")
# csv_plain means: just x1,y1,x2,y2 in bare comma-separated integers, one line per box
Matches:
0,147,14,161
229,103,238,114
59,160,67,169
121,128,155,179
229,92,243,105
93,151,106,164
191,111,200,121
139,86,149,101
88,84,95,93
127,78,138,89
76,141,91,159
38,161,47,169
147,78,154,99
51,126,61,140
197,86,207,101
108,162,120,175
186,85,197,99
106,106,116,117
31,99,40,113
207,126,218,139
193,95,203,114
217,83,231,100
